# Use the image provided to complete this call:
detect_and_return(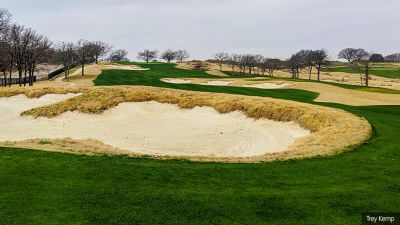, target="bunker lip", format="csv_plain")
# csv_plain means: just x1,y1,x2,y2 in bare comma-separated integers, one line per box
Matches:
0,96,310,158
0,86,372,163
